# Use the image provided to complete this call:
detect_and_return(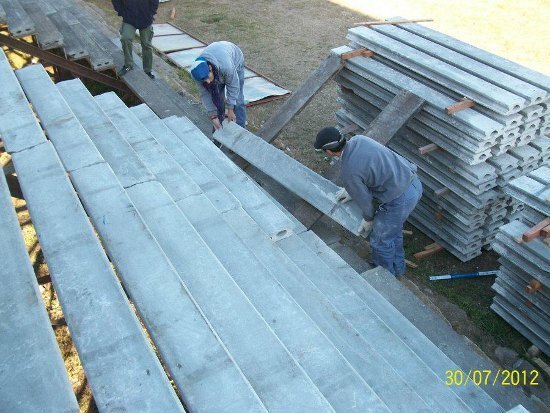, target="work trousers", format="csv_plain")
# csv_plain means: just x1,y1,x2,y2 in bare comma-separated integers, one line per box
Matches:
120,22,154,73
212,65,247,127
369,176,422,276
